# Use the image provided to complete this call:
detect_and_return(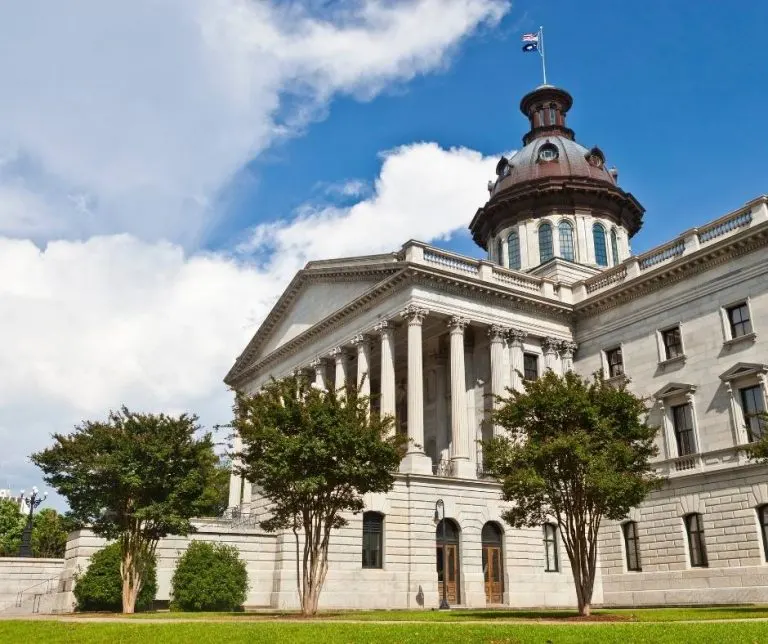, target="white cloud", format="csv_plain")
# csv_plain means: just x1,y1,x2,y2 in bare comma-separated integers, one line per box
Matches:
0,0,508,247
0,143,498,503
